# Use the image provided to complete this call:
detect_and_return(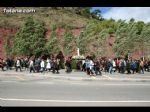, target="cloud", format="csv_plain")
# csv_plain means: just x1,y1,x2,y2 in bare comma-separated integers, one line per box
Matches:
102,7,150,23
